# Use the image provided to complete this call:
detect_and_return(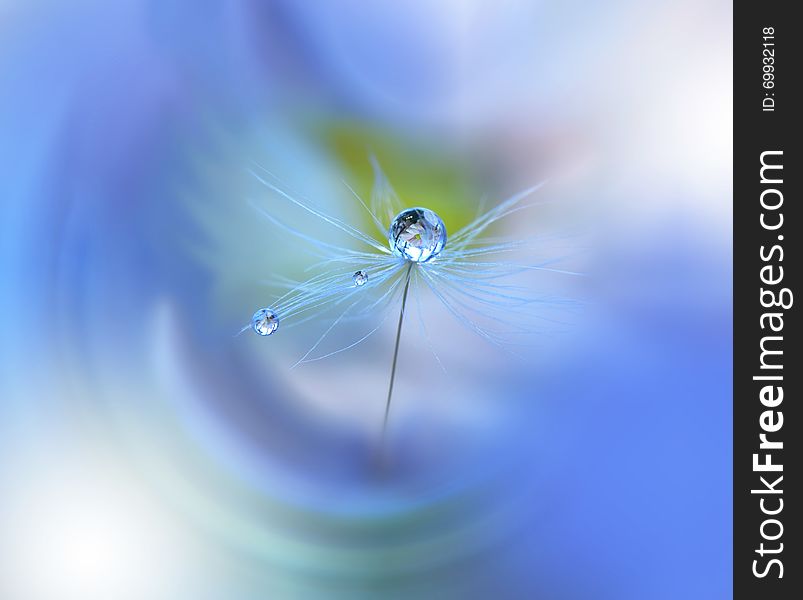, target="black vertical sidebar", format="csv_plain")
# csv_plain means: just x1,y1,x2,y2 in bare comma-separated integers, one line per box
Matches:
734,1,799,599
